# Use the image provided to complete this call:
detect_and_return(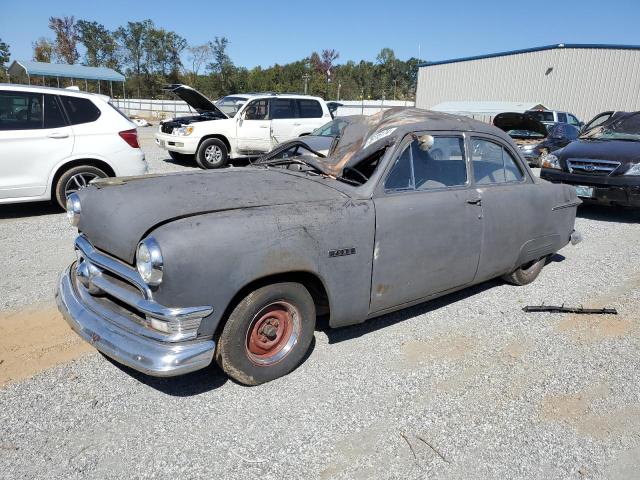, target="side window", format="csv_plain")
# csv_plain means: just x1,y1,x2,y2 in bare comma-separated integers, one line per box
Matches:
271,99,296,119
557,112,567,123
244,99,269,120
384,144,413,191
297,99,323,118
43,95,67,129
472,138,524,185
412,136,467,190
0,91,43,130
60,96,101,124
567,114,579,126
384,135,467,192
